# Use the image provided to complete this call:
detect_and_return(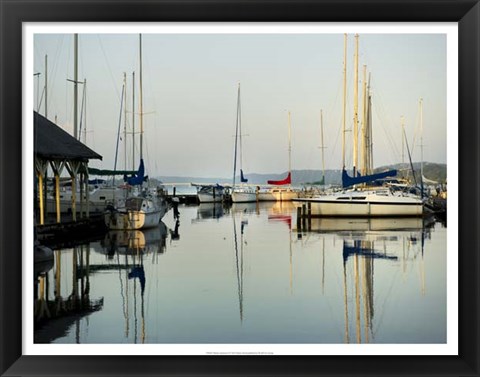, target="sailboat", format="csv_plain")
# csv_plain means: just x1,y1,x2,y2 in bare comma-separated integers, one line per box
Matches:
231,83,257,203
257,112,299,201
191,183,225,203
293,34,423,217
104,34,168,230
